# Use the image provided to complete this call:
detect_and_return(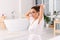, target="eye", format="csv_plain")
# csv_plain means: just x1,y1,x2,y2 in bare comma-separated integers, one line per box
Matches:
32,11,35,13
